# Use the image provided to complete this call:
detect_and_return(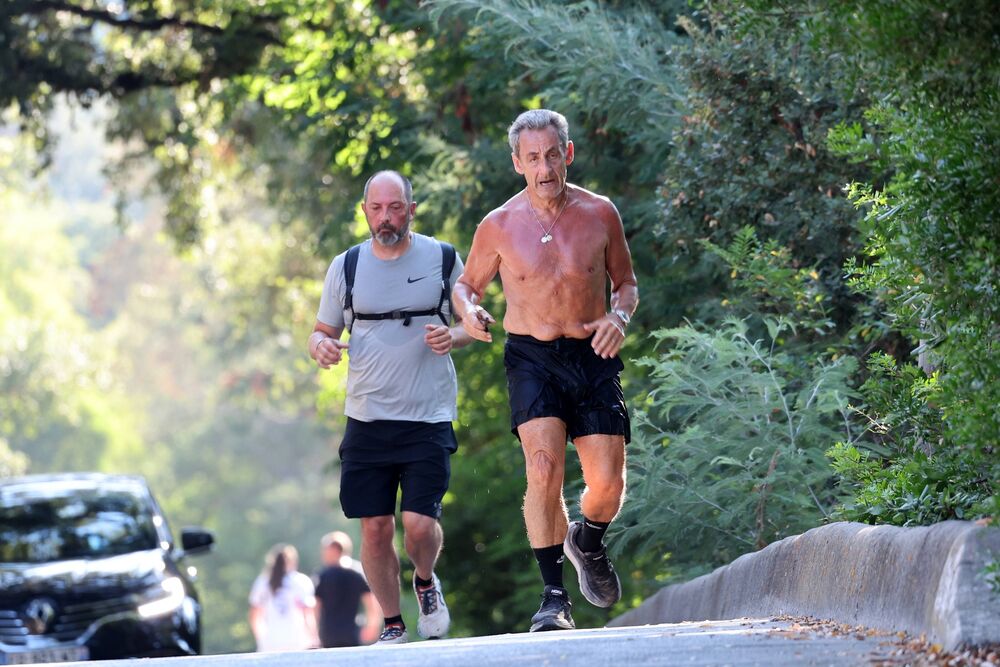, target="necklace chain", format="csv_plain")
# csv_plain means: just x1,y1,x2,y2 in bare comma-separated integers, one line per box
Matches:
527,194,569,244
